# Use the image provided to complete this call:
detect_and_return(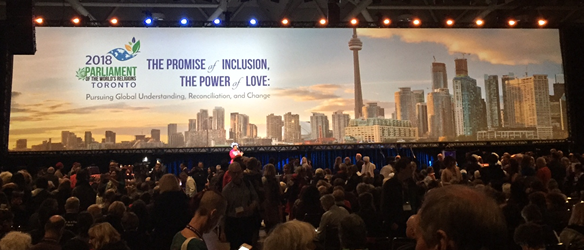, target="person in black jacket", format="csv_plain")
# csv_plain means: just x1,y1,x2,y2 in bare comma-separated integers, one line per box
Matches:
72,169,96,212
151,174,190,250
